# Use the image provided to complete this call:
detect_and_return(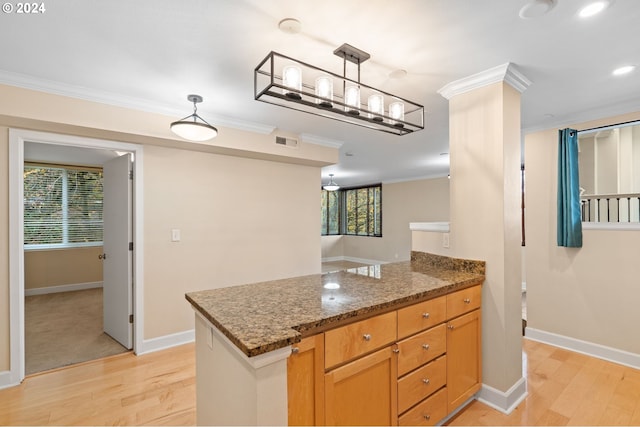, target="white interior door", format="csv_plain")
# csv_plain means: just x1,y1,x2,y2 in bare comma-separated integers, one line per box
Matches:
102,153,133,349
